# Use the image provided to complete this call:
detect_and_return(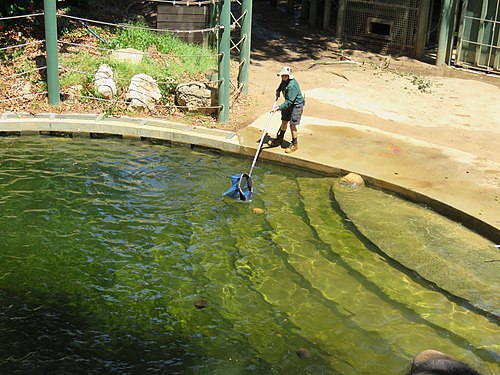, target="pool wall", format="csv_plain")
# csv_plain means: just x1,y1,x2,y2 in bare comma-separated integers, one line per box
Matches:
1,112,499,244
